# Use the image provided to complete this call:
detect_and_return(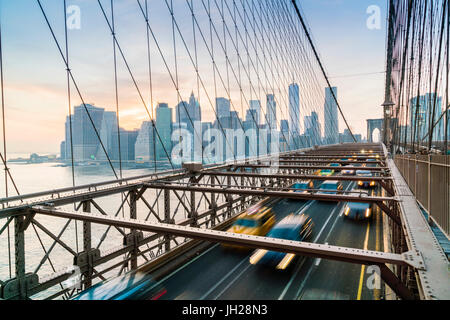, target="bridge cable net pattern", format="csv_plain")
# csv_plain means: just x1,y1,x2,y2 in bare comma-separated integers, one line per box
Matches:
386,0,449,153
0,0,358,300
